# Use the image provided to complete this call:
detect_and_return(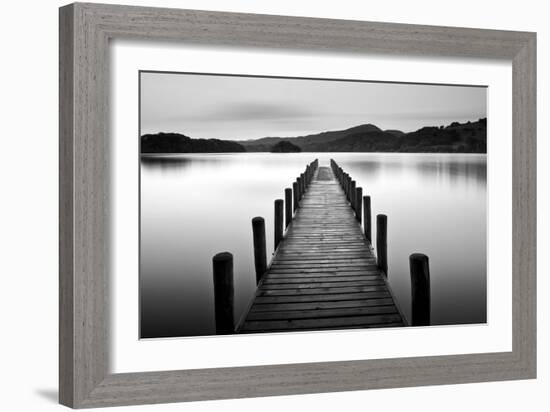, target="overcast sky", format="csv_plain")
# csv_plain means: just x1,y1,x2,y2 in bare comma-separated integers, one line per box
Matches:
140,72,486,141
